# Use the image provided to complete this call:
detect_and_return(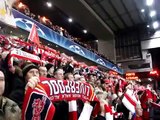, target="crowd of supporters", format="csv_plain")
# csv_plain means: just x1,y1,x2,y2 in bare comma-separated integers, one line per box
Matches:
0,33,160,120
12,1,111,62
0,1,160,120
